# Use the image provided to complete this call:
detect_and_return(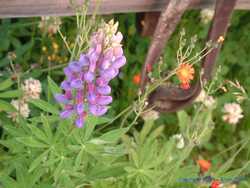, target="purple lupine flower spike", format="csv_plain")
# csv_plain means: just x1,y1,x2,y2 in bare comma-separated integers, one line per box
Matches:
55,19,126,128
